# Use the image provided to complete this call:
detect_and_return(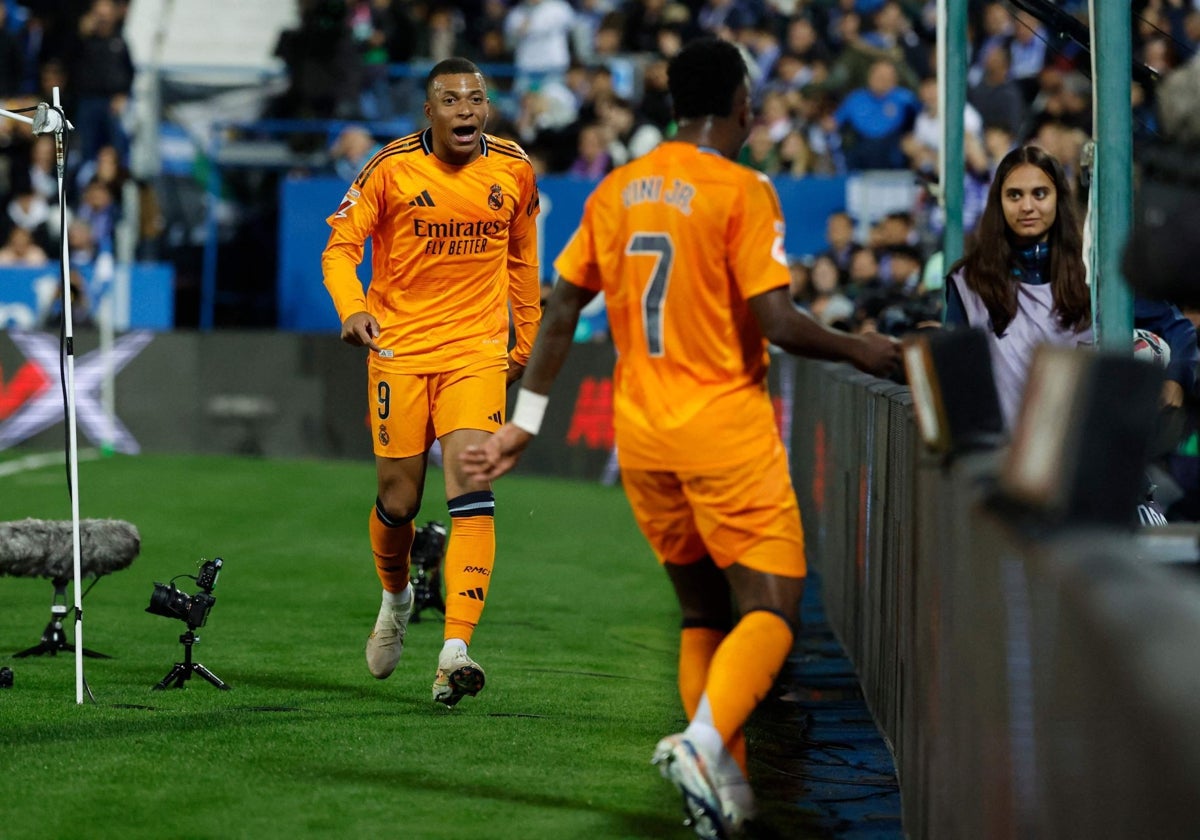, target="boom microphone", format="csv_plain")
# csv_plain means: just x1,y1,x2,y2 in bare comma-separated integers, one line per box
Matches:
0,518,140,580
